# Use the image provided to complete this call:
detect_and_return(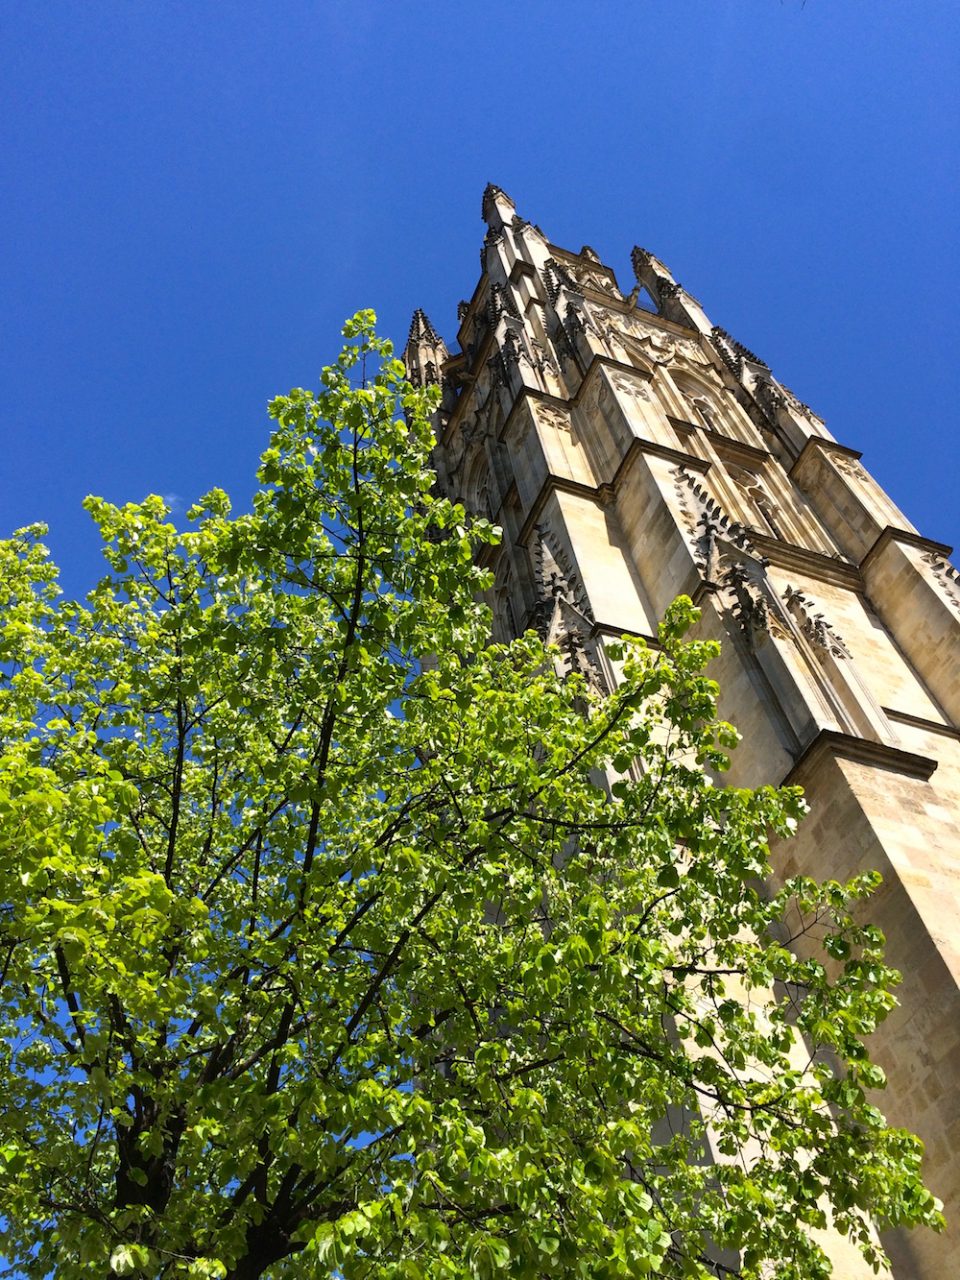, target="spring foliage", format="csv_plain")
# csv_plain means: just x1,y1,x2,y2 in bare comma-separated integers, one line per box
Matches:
0,314,942,1278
